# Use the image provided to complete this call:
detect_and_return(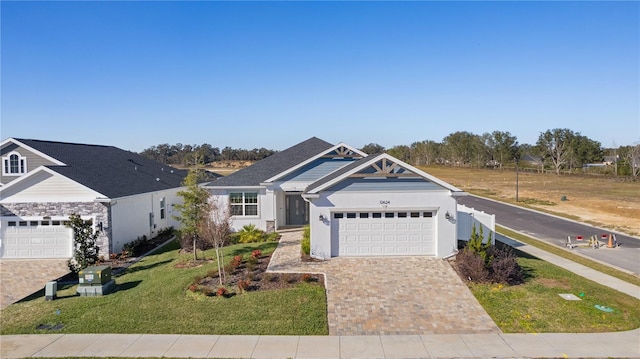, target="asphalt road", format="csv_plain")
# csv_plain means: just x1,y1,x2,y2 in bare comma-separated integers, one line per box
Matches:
458,195,640,275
